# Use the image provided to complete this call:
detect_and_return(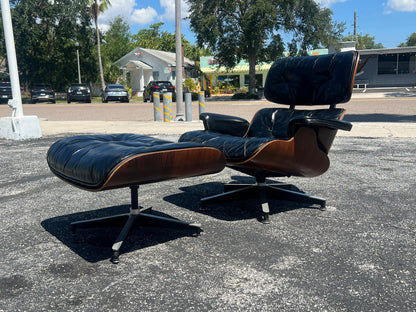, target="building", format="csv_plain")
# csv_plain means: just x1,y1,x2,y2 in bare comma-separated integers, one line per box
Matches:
354,46,416,88
199,49,328,93
114,47,195,94
200,44,416,92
